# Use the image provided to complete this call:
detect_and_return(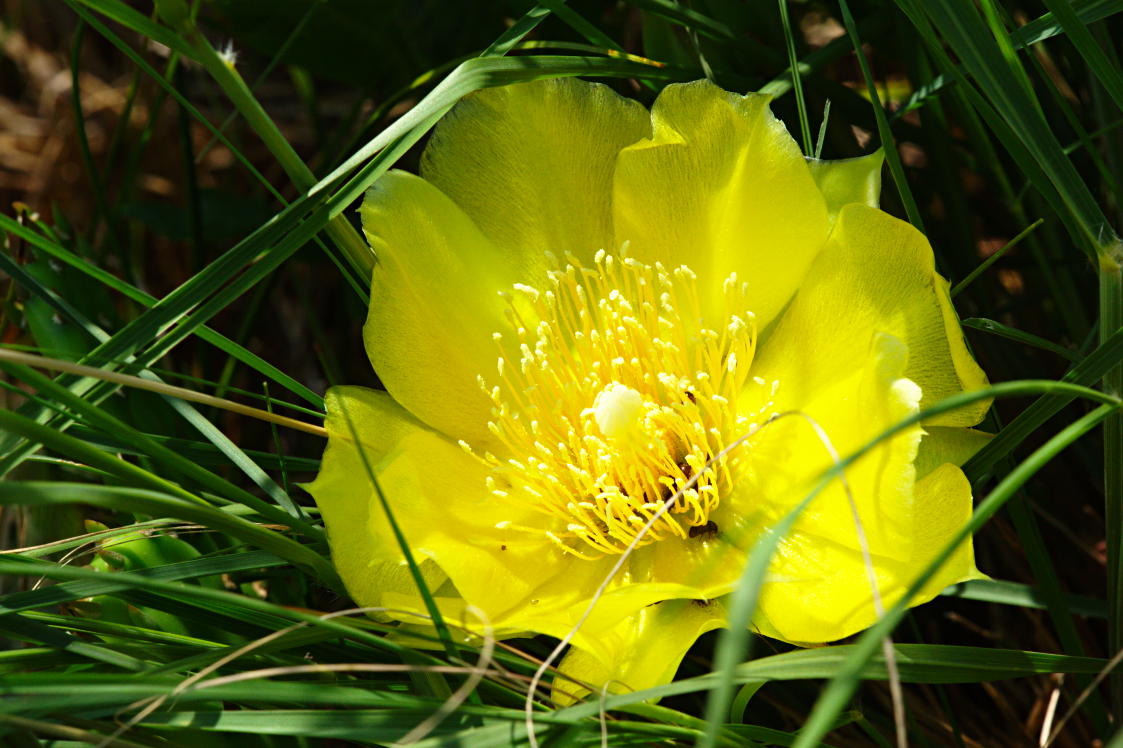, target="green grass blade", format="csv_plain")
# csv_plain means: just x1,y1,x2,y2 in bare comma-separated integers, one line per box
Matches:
950,218,1044,297
961,318,1079,361
0,483,336,586
0,214,322,408
941,578,1107,619
1040,0,1123,114
0,551,283,617
0,614,148,671
777,0,811,153
965,326,1123,478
